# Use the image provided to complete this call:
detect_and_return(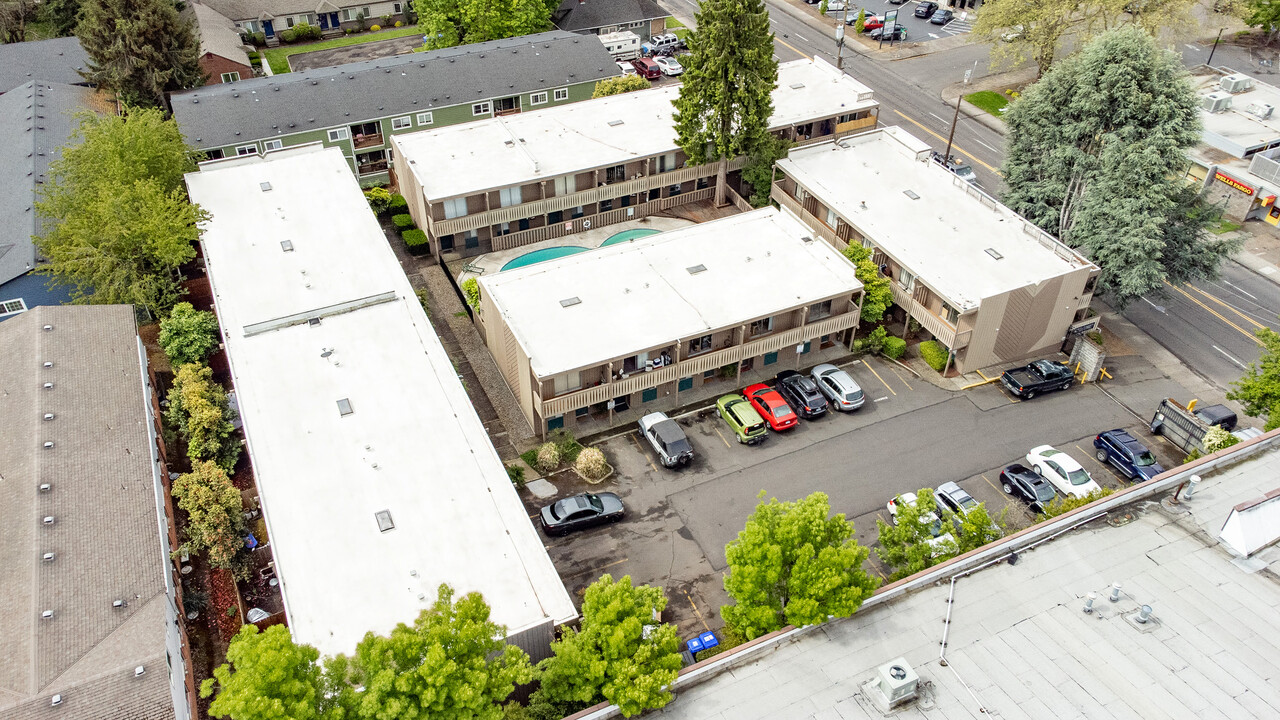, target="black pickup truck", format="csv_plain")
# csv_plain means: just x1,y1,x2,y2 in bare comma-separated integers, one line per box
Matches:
1000,360,1074,399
